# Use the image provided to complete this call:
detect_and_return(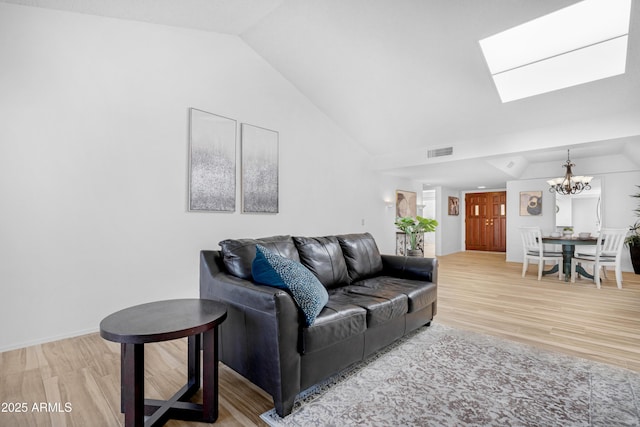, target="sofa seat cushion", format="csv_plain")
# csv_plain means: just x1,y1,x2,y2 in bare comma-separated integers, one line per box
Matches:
293,236,350,289
355,276,437,313
301,303,366,354
337,233,383,282
219,235,300,280
328,286,408,327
